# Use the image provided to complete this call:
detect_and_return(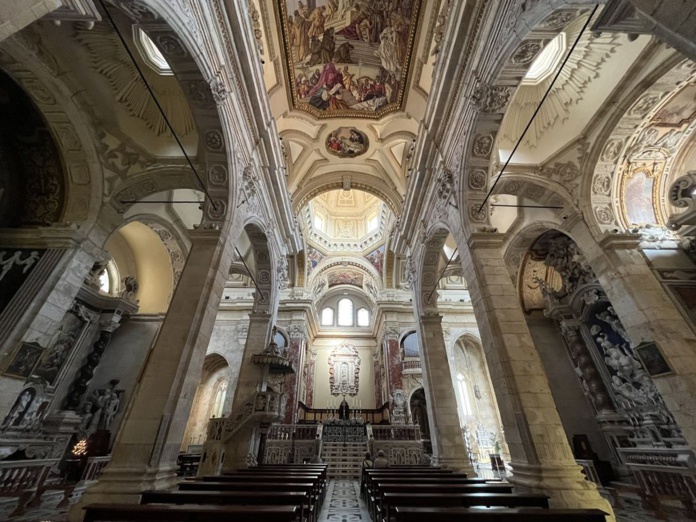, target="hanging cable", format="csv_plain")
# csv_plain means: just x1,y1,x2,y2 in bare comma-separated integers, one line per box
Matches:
427,247,459,302
477,4,600,213
97,0,218,210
